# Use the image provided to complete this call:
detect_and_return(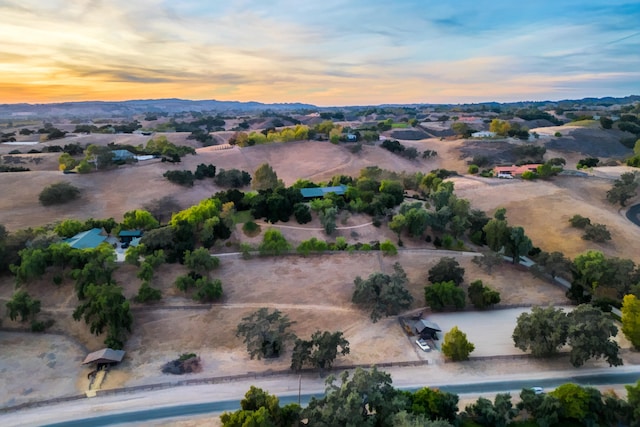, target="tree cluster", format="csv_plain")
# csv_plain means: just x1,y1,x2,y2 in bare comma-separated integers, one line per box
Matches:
513,304,622,367
223,367,640,427
424,257,467,311
214,168,252,187
568,250,639,305
380,139,420,160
